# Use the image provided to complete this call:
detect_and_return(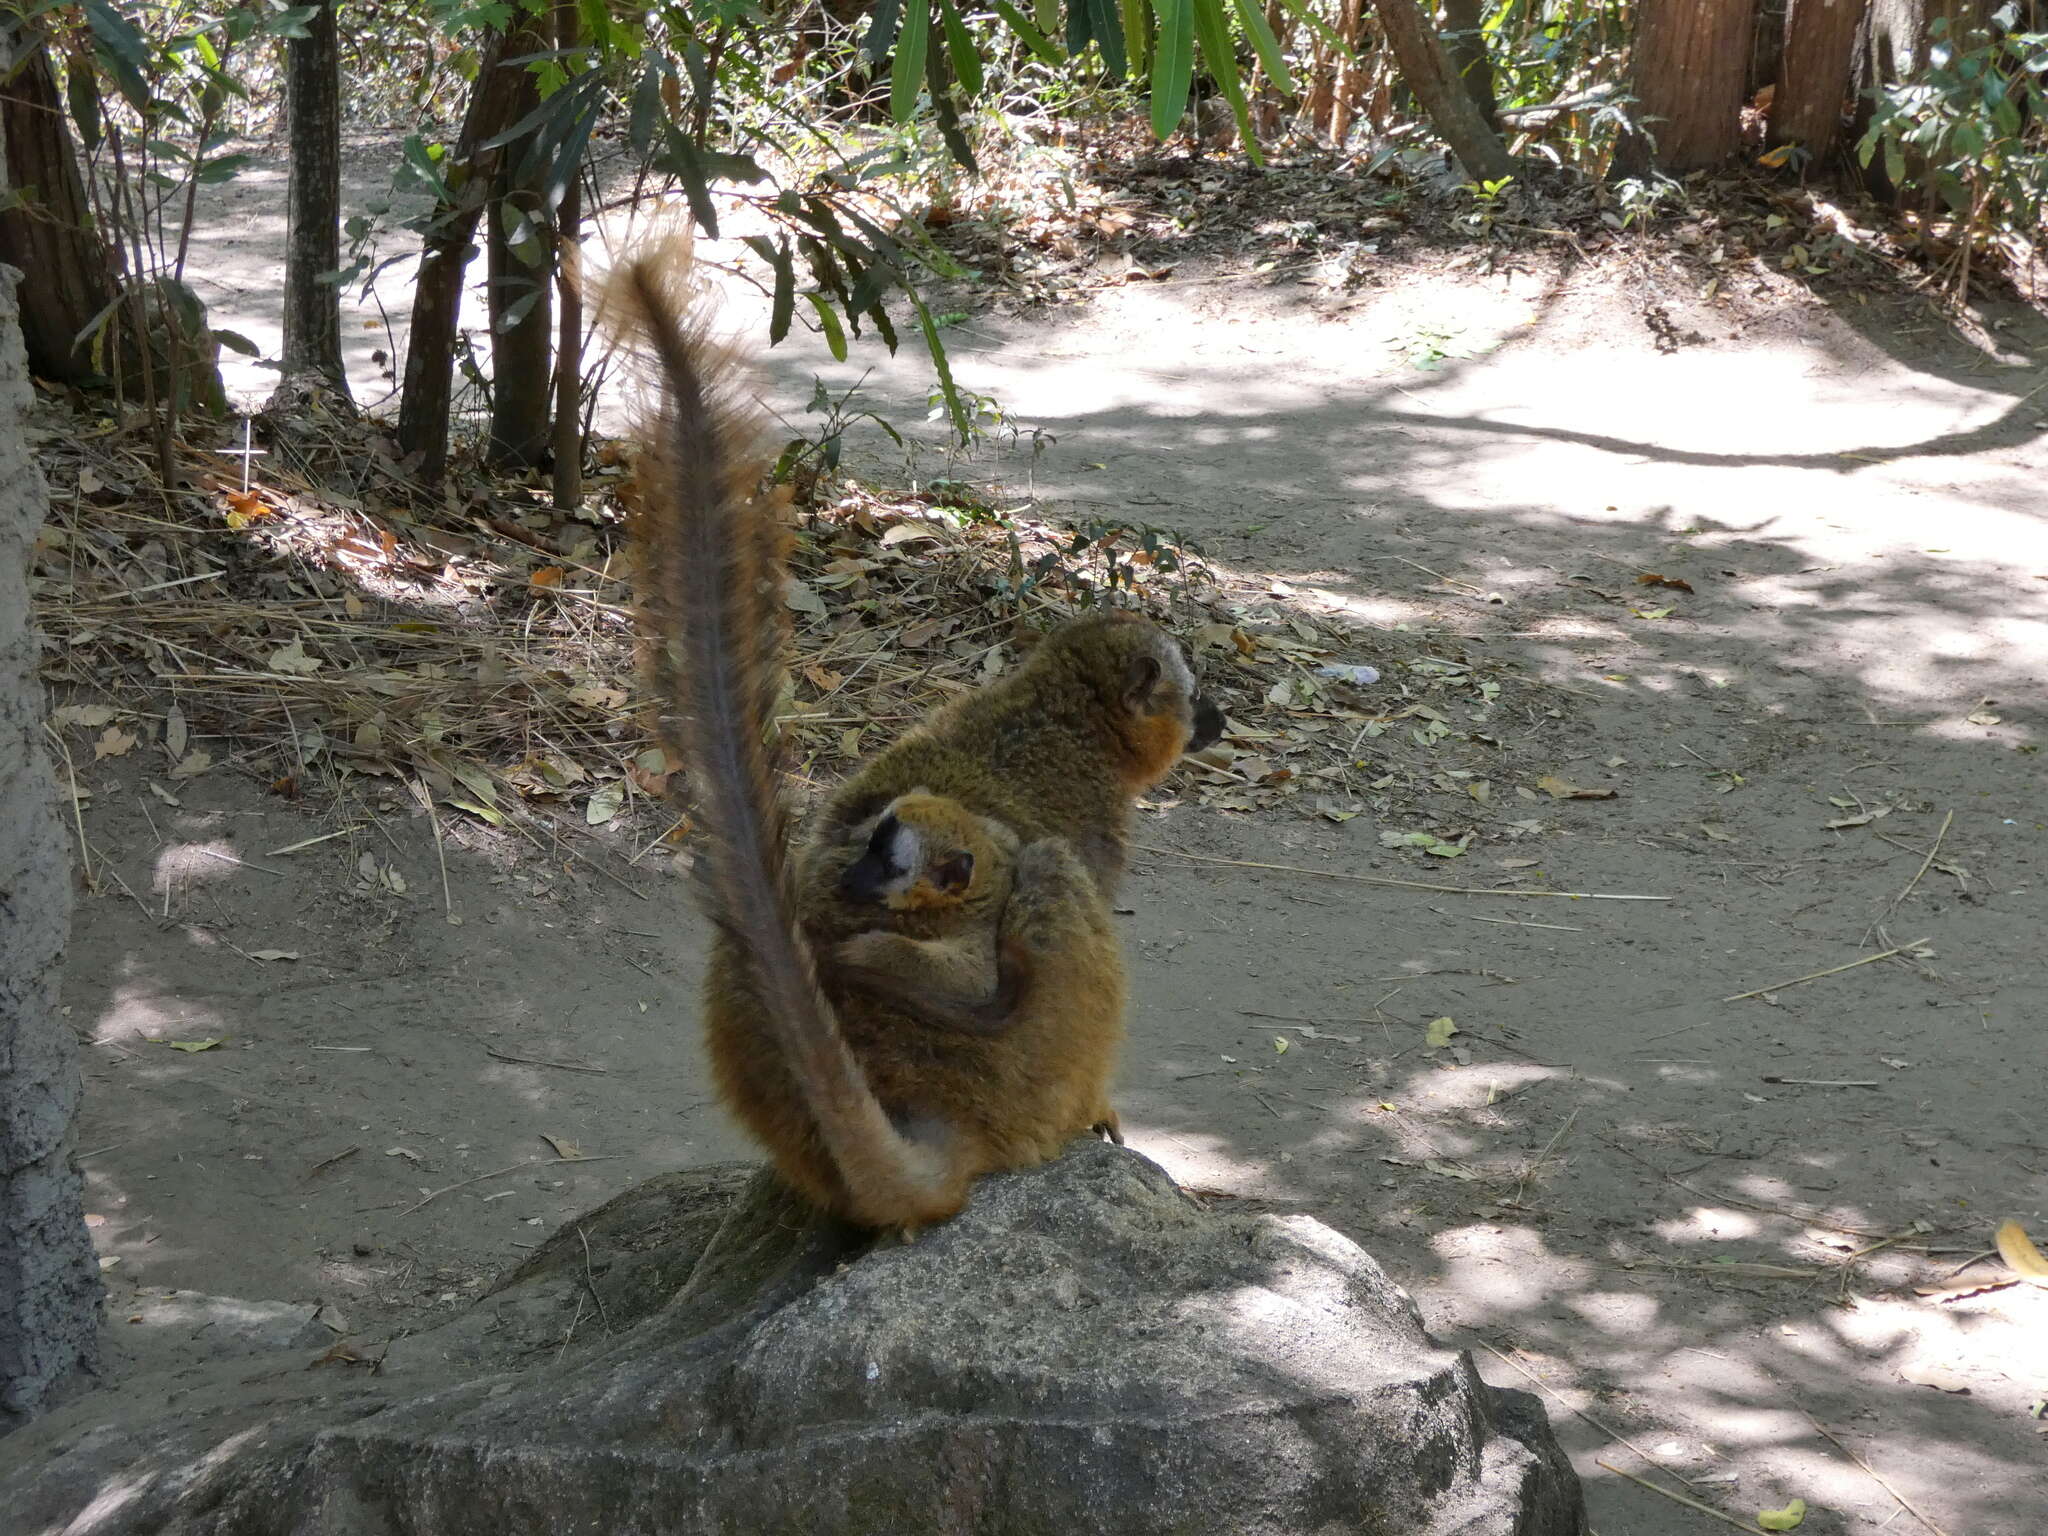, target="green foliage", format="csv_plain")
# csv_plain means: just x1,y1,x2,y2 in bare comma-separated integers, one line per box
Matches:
1858,8,2048,276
